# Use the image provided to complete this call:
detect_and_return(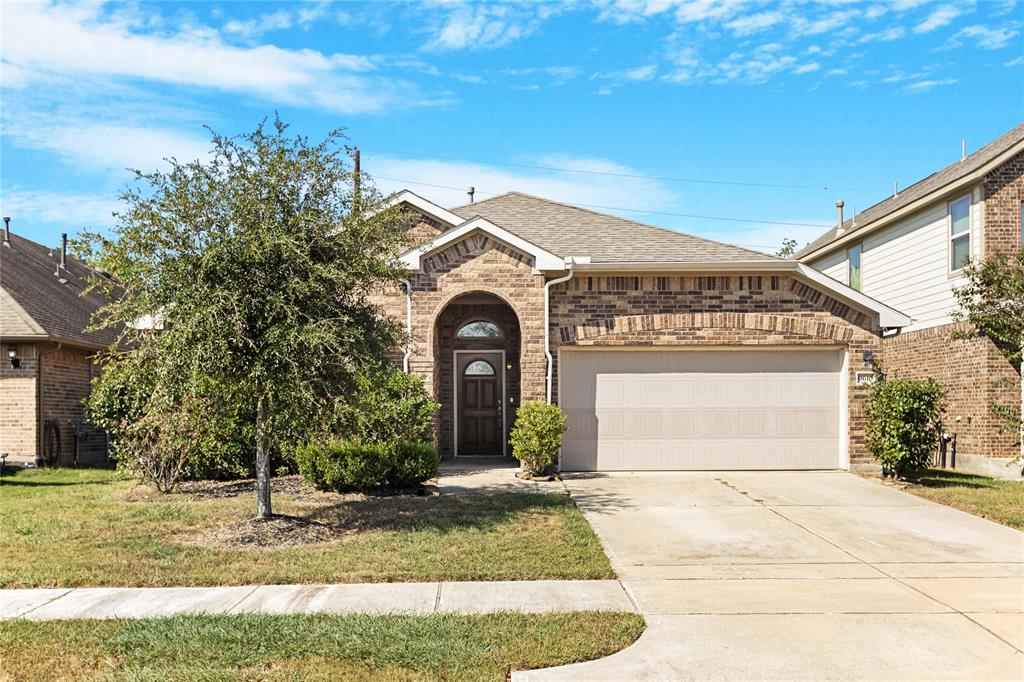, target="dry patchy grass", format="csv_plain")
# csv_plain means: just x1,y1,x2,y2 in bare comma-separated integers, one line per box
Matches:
905,469,1024,530
0,468,613,588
